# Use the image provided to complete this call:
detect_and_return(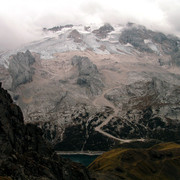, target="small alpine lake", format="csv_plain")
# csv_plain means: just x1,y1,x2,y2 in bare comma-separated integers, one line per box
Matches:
57,151,103,167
